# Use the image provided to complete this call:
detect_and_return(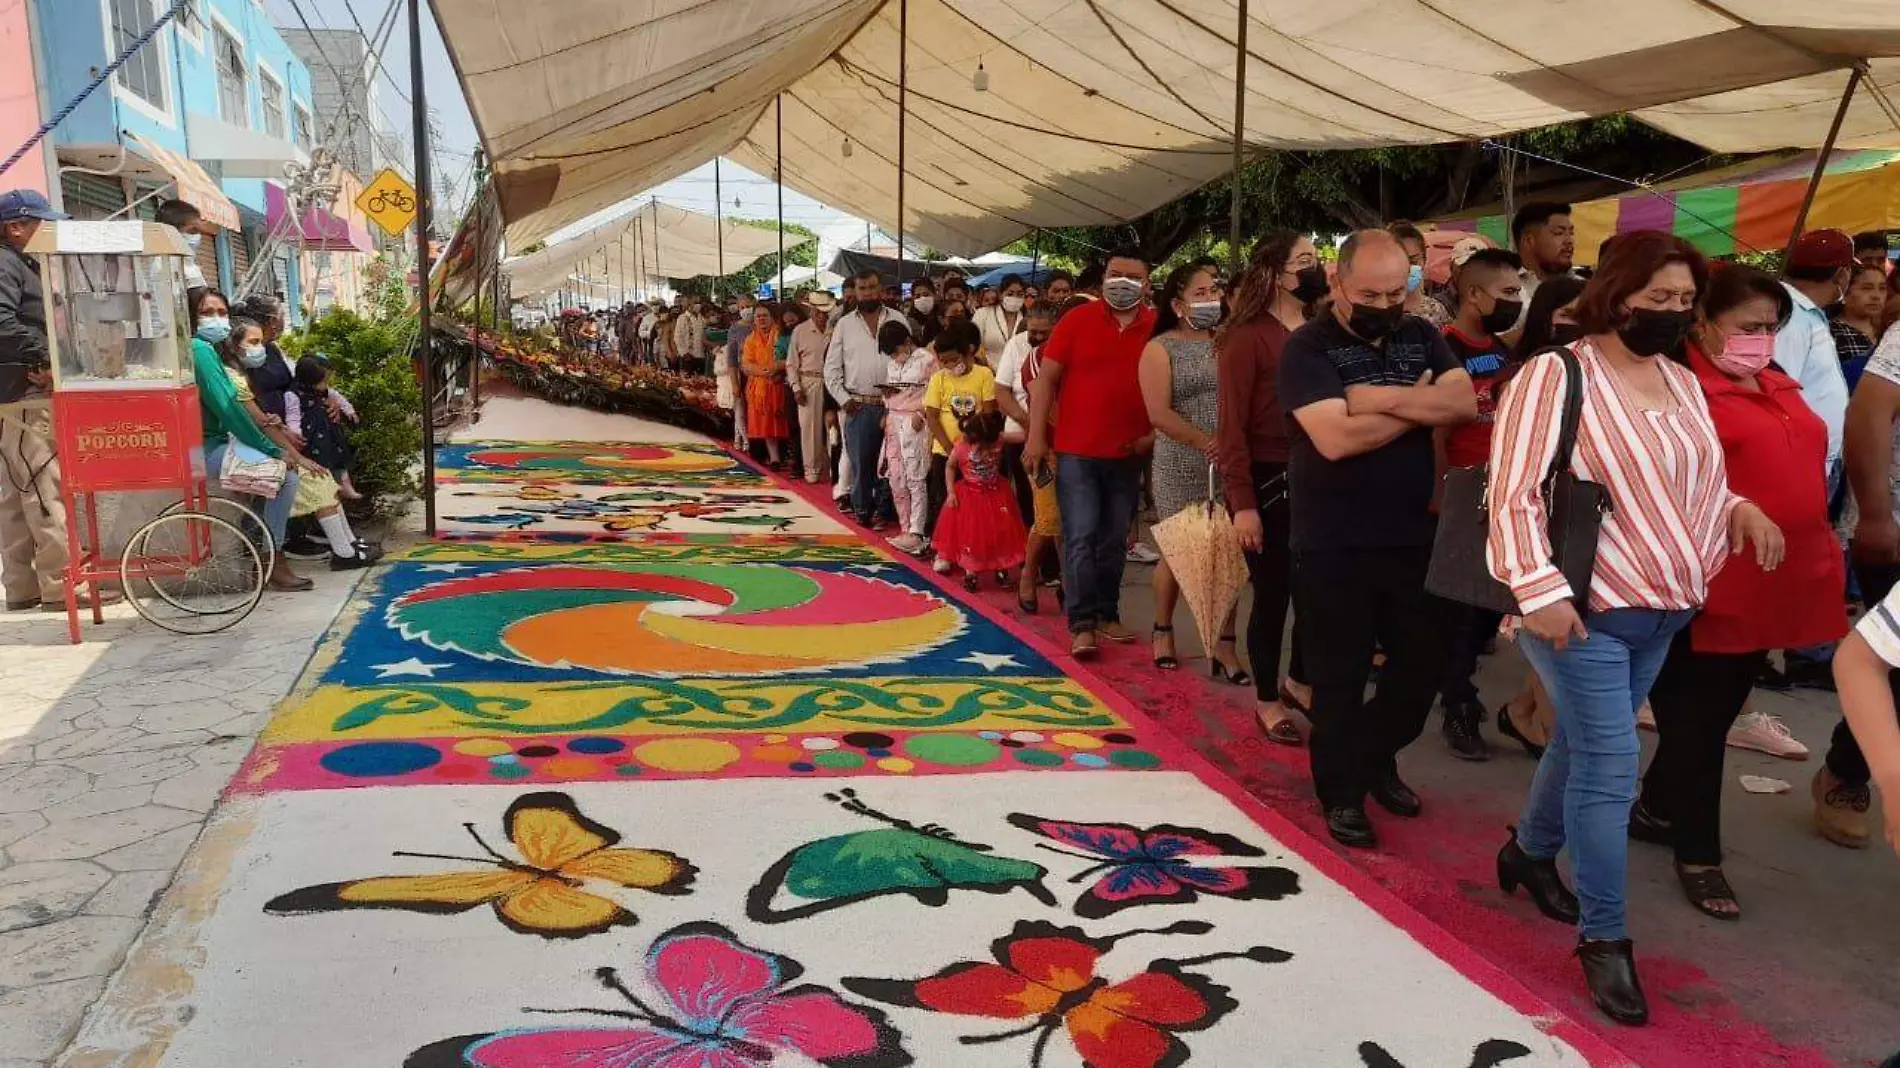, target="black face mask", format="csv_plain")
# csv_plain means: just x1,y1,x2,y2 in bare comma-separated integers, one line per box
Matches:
1290,266,1329,304
1618,307,1696,358
1549,323,1584,346
1480,297,1523,336
1346,301,1405,341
